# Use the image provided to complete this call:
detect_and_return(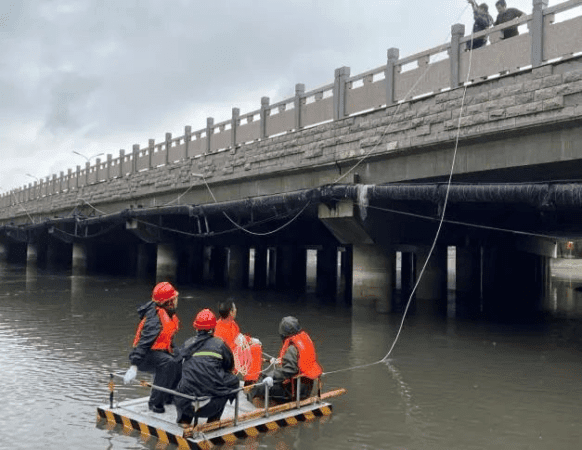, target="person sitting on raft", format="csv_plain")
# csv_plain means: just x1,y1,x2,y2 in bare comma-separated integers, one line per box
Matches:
249,316,322,406
214,299,262,385
173,308,239,426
